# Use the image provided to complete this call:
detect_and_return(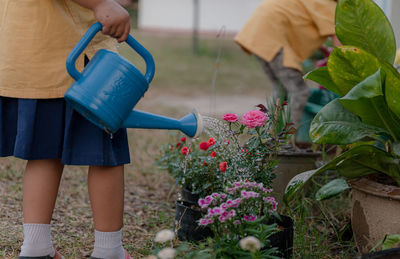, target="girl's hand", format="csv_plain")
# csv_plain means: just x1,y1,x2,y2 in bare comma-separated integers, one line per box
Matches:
93,0,130,42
